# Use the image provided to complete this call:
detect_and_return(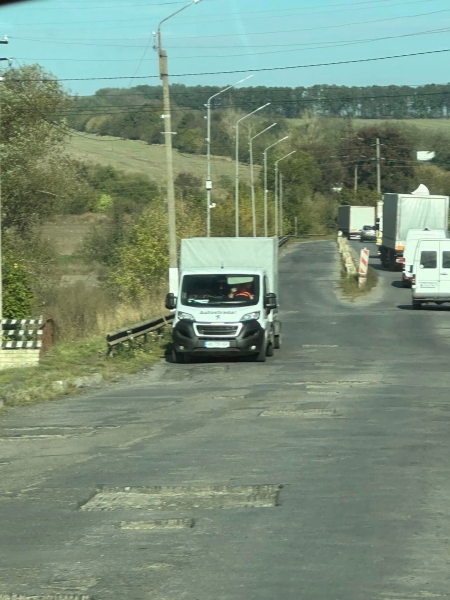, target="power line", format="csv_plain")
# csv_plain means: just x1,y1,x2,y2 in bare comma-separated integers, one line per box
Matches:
19,0,187,9
12,47,450,81
15,27,450,61
163,7,450,40
15,0,439,26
